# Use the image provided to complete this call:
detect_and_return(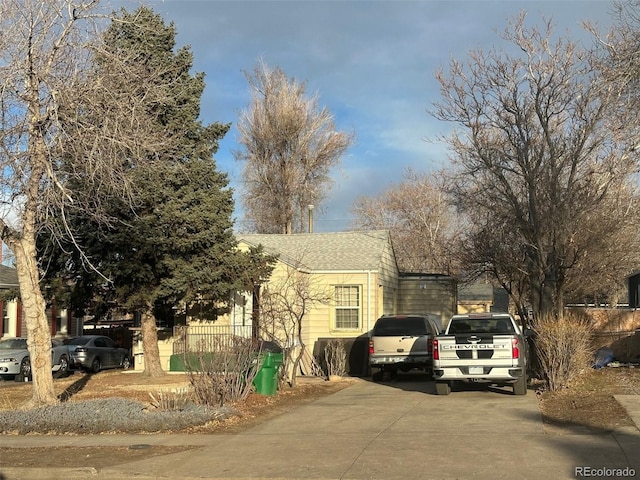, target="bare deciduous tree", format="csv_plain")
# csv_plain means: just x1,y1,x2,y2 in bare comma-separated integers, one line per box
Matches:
587,0,640,154
259,263,329,386
236,61,353,234
352,168,460,273
0,0,107,407
432,13,639,318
